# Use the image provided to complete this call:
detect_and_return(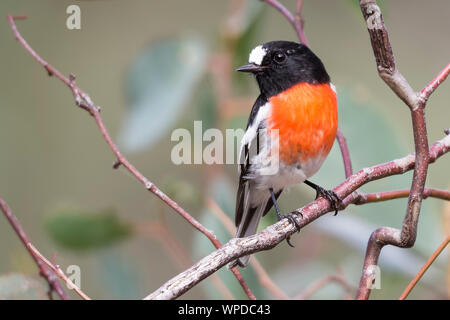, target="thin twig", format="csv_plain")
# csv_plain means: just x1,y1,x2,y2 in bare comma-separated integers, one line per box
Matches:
336,129,353,178
356,0,449,299
145,135,450,299
399,236,450,300
7,14,255,300
0,195,68,300
353,188,450,204
137,219,235,300
261,0,354,179
28,243,91,300
261,0,308,45
420,63,450,103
